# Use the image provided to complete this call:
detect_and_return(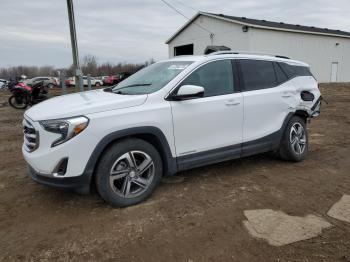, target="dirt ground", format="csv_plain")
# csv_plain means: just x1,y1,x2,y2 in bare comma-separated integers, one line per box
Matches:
0,84,349,262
